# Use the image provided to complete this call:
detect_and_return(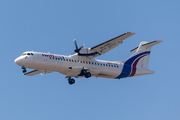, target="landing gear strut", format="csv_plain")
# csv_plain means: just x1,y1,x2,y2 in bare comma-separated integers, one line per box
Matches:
22,66,27,73
68,77,75,85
